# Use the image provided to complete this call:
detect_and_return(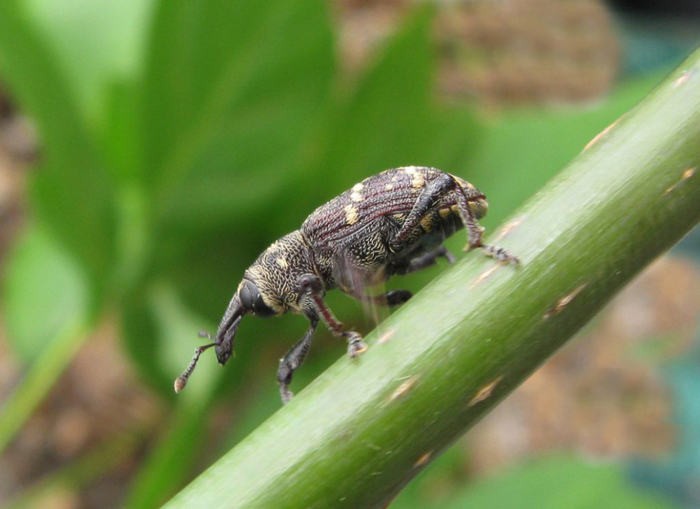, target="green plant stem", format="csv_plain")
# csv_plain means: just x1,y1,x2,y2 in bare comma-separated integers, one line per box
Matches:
166,50,700,509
